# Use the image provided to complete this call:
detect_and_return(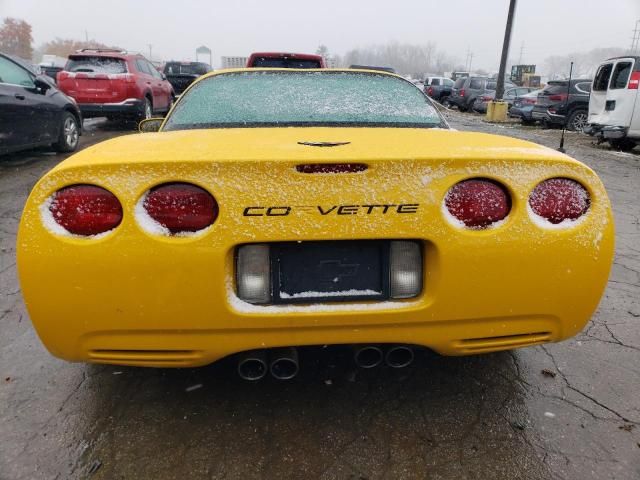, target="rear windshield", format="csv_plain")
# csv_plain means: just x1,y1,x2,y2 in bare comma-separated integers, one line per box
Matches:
593,64,613,91
163,71,444,131
543,83,568,95
454,78,466,88
469,78,485,89
249,57,321,68
610,62,632,89
65,56,127,74
486,81,497,90
164,62,209,75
